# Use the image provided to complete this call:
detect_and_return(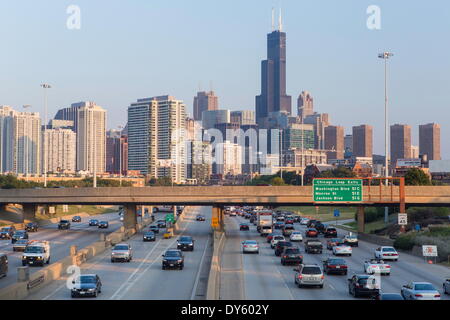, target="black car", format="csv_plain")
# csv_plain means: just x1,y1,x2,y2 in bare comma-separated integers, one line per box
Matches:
157,220,167,228
0,254,7,278
324,227,338,238
11,230,28,243
240,223,250,231
323,257,348,275
307,219,318,228
274,221,285,229
196,215,206,221
58,220,71,230
177,236,195,251
280,247,303,265
0,227,16,239
143,231,156,242
305,240,323,254
348,274,380,298
71,274,102,298
315,222,327,234
72,216,82,222
275,241,294,256
89,219,99,226
25,222,38,232
149,225,159,234
162,249,184,270
98,221,109,229
293,216,301,223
